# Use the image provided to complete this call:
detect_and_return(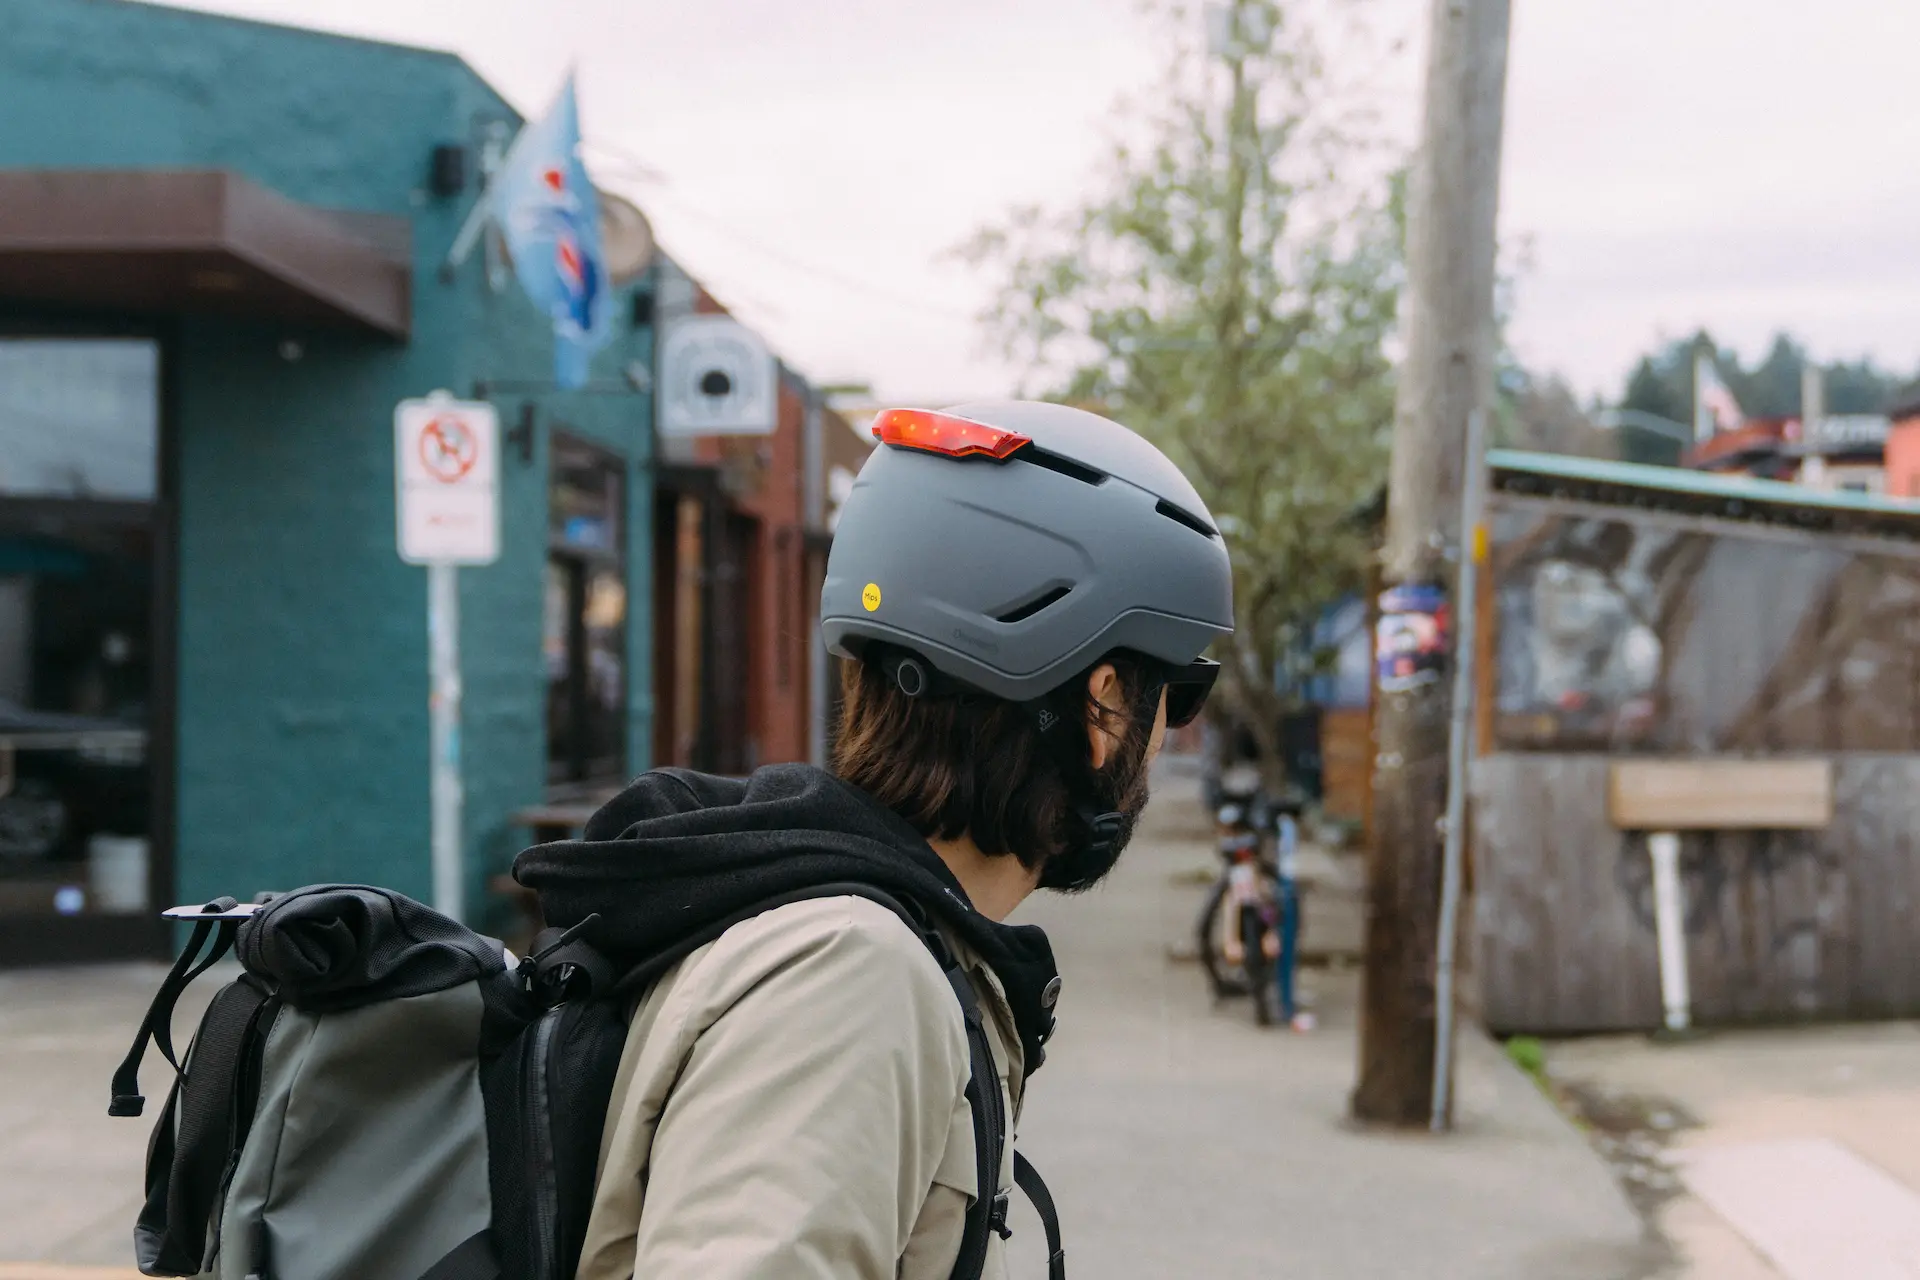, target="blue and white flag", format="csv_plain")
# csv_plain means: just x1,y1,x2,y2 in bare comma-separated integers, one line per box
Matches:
490,74,610,389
